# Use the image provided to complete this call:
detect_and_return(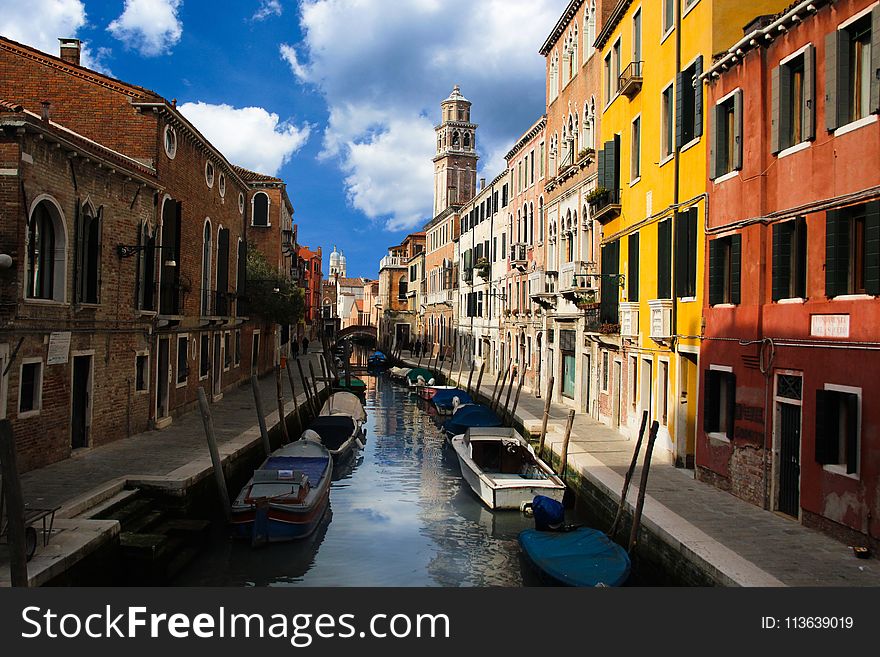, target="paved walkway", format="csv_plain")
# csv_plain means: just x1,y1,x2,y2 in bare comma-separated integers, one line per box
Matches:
17,351,328,512
406,354,880,587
